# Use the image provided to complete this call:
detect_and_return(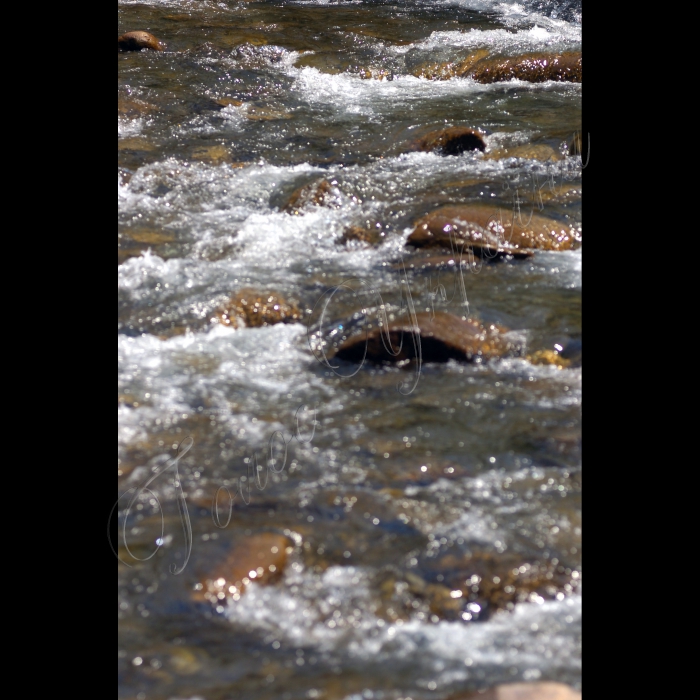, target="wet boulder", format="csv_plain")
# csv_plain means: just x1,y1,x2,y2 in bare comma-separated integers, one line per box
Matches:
282,178,341,214
468,52,581,83
416,127,486,156
407,205,580,253
414,51,581,84
333,311,517,365
216,289,302,328
193,532,294,603
450,683,581,700
118,31,165,52
413,48,491,80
